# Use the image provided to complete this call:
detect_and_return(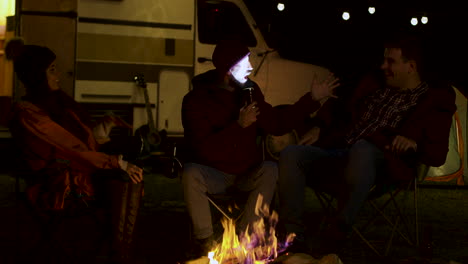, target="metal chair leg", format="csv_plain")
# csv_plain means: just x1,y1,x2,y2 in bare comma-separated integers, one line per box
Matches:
414,177,420,246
